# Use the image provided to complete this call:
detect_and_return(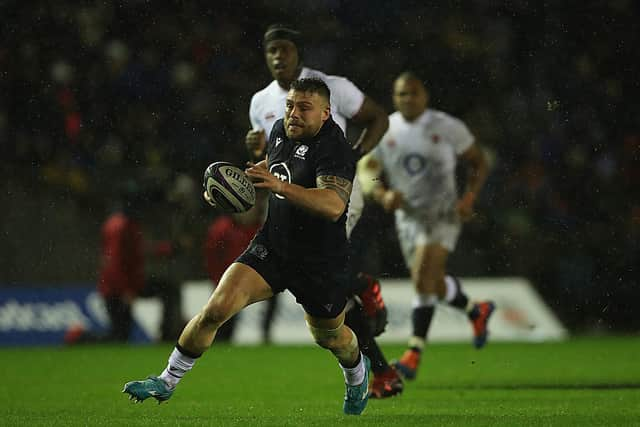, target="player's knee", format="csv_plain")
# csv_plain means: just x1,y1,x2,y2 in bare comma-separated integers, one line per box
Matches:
416,278,436,294
307,323,342,350
313,334,341,350
418,271,445,293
